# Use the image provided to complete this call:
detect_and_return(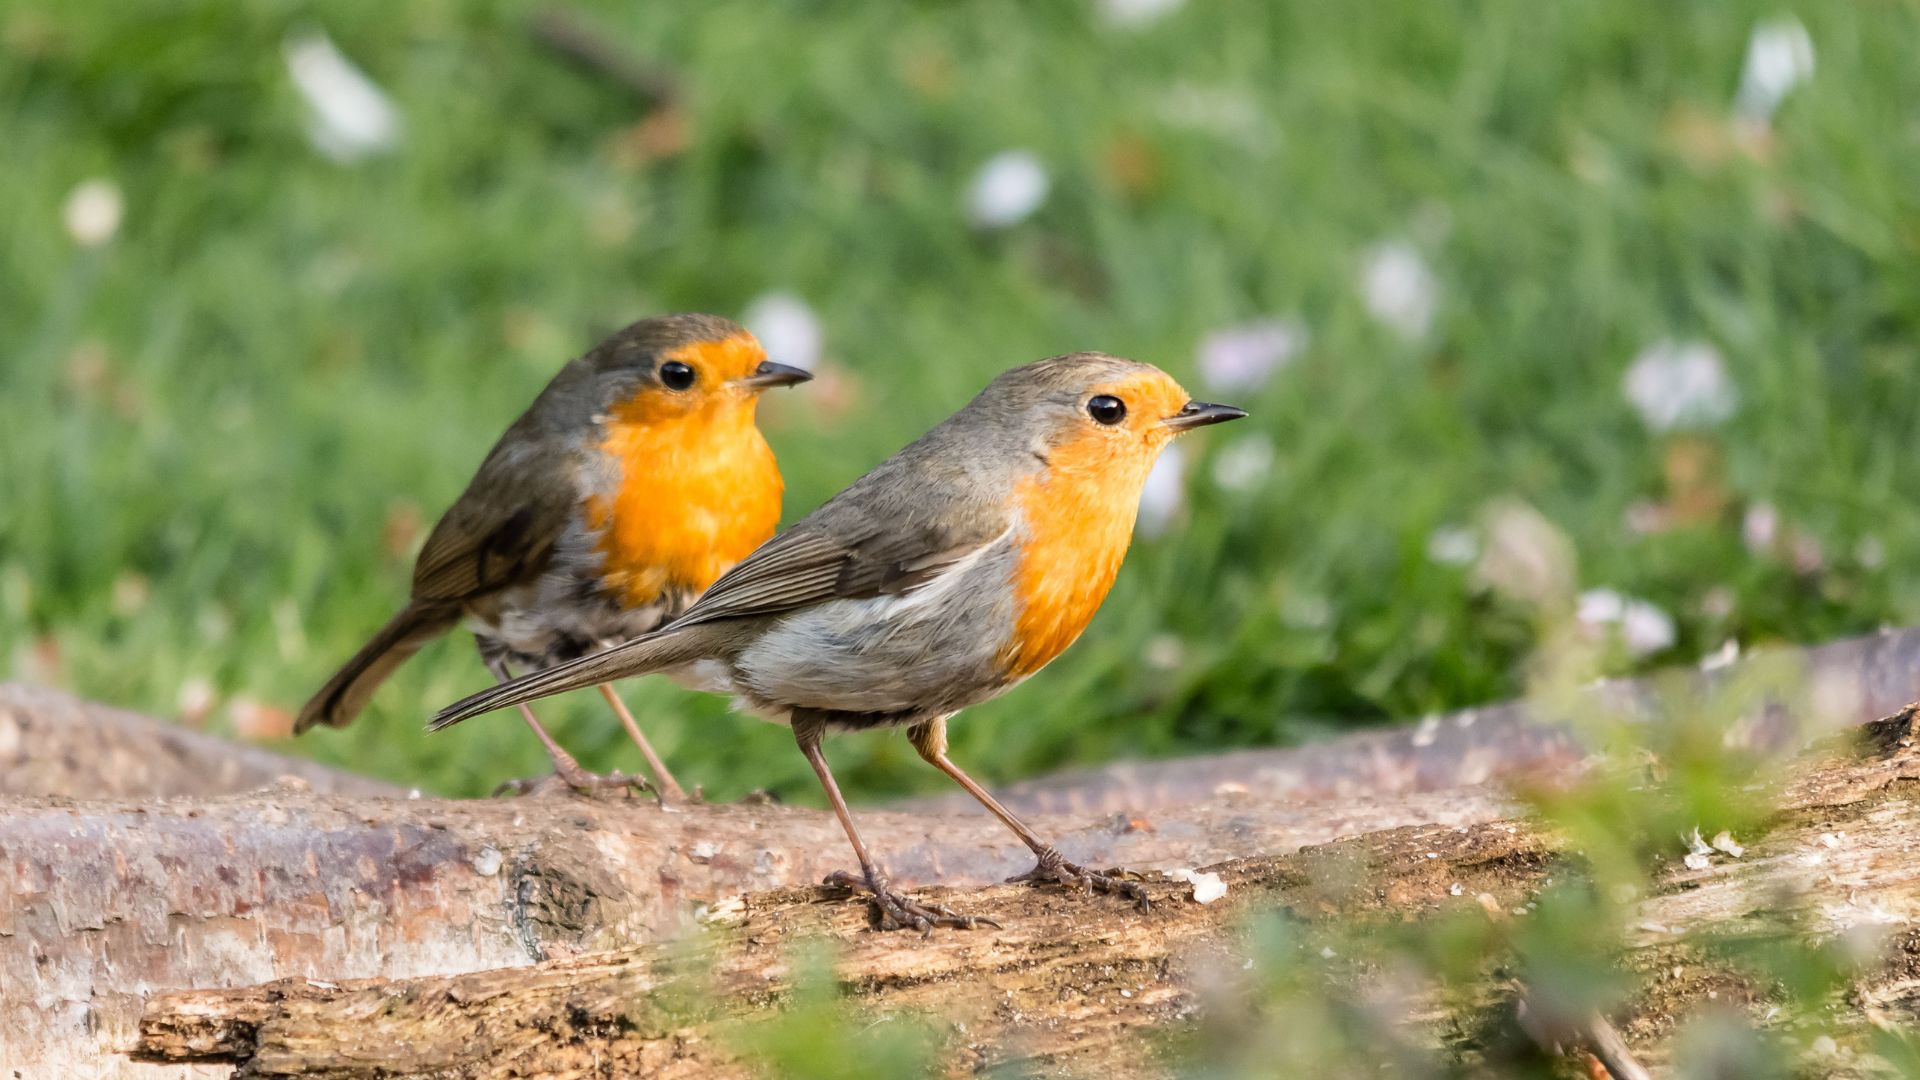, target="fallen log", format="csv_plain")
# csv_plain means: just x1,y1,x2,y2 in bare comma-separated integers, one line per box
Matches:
8,625,1920,1076
0,683,402,801
0,778,1509,1078
129,711,1920,1077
